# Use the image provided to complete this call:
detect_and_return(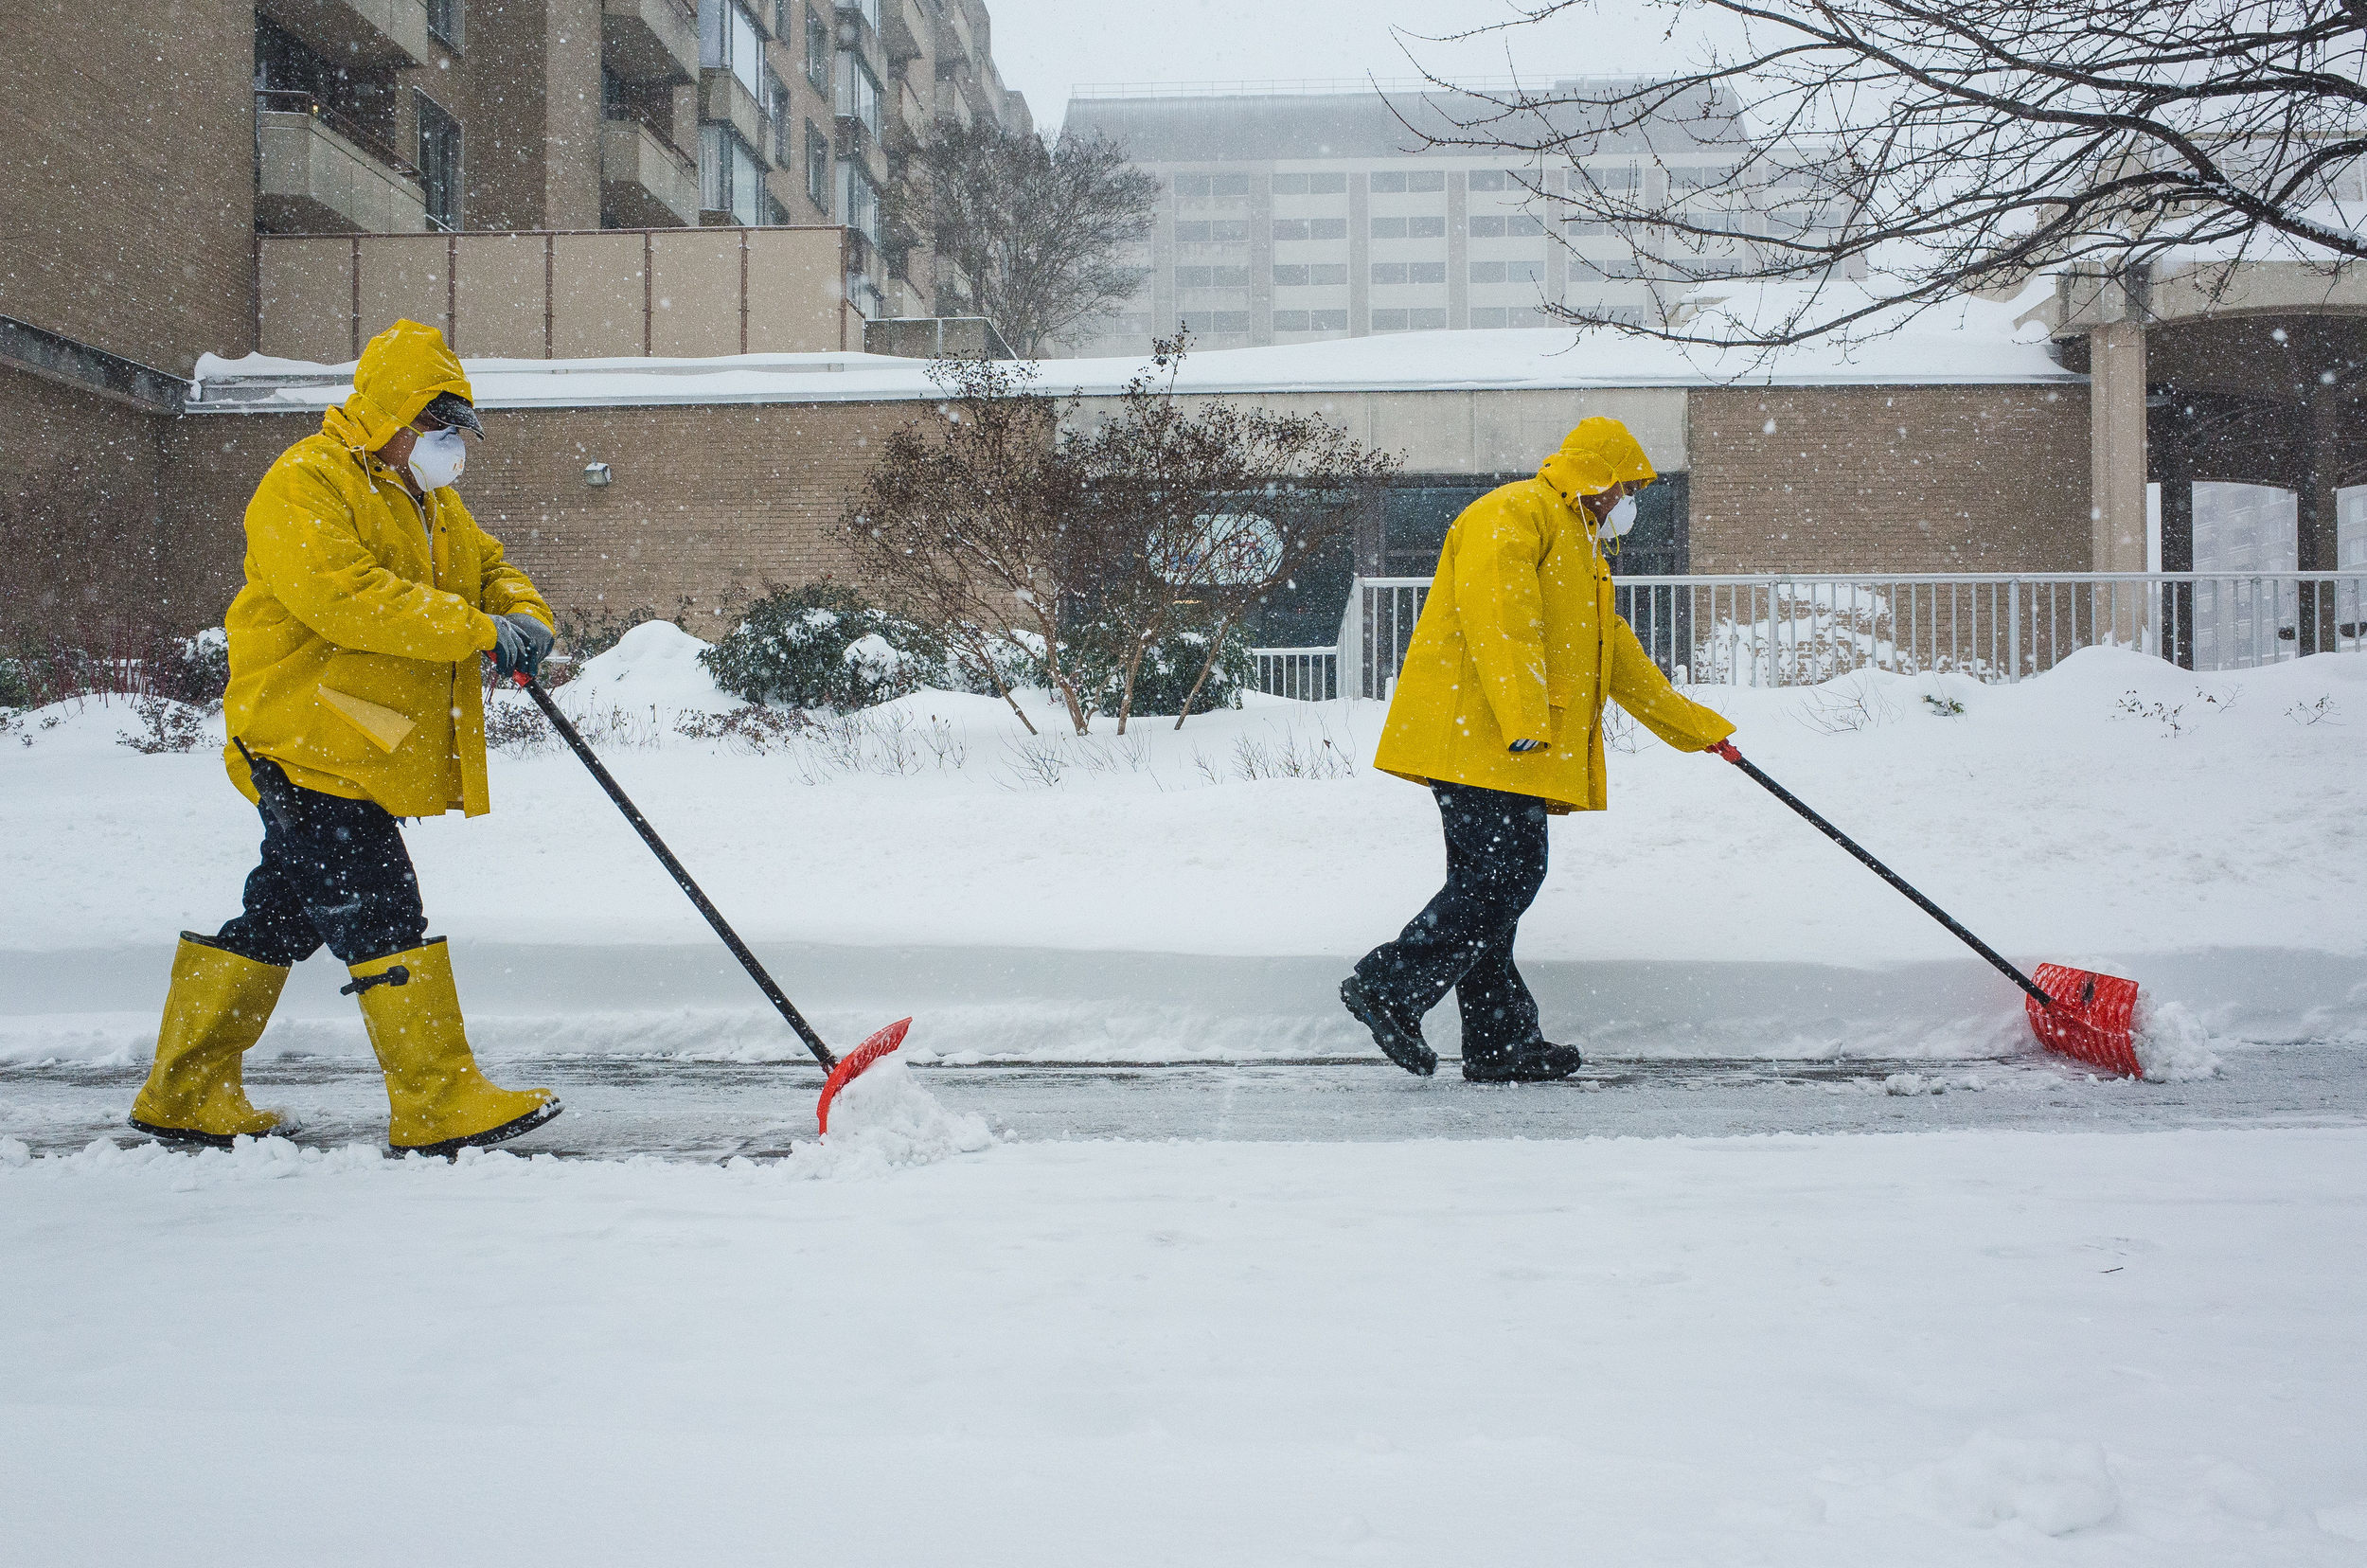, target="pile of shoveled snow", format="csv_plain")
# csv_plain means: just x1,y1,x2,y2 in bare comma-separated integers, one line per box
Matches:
2133,991,2221,1081
776,1056,993,1177
543,619,739,719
